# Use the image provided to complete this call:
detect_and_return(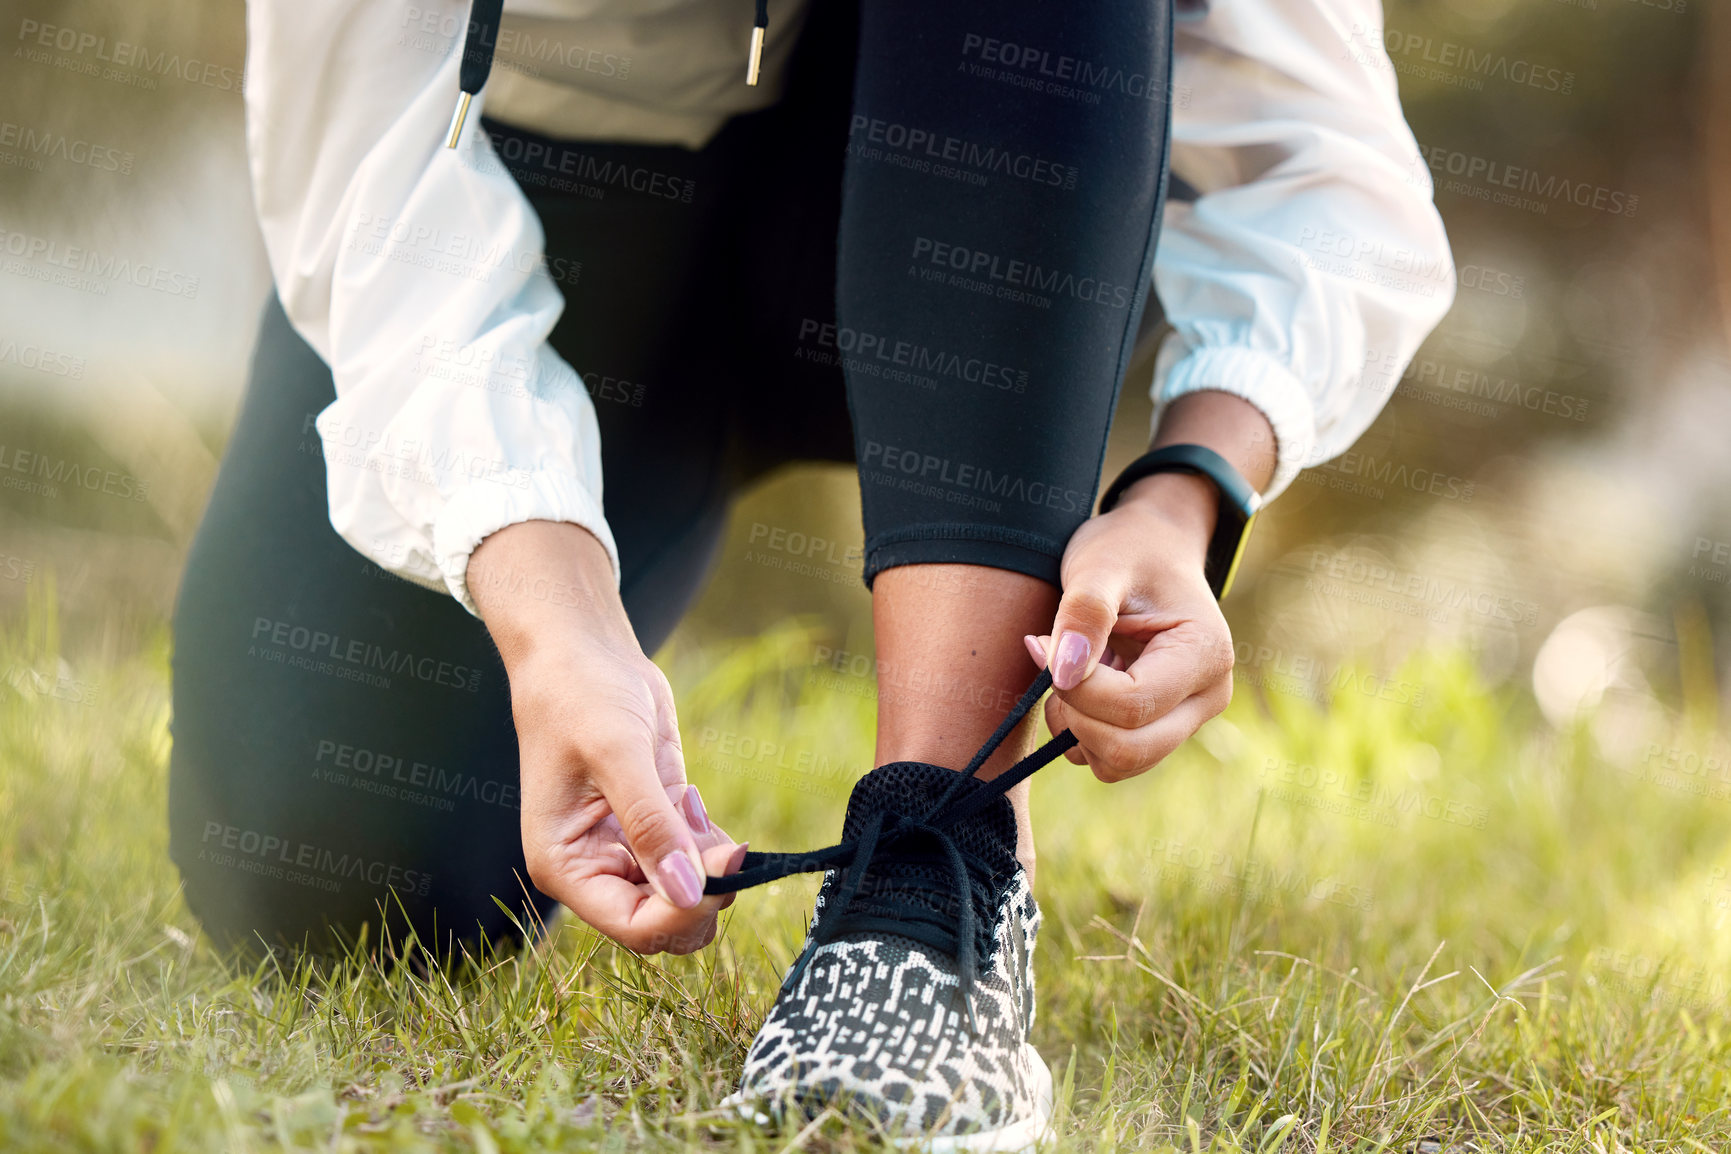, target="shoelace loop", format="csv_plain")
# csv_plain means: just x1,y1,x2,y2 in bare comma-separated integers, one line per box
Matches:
704,669,1077,1030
